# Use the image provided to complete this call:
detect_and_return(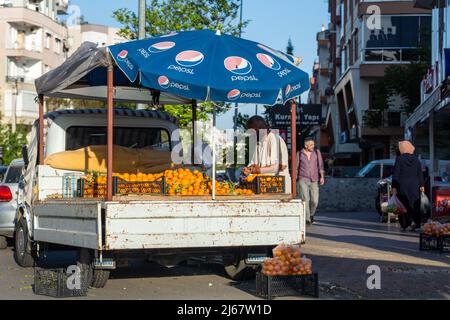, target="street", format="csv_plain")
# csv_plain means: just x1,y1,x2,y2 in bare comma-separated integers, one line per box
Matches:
1,211,449,300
